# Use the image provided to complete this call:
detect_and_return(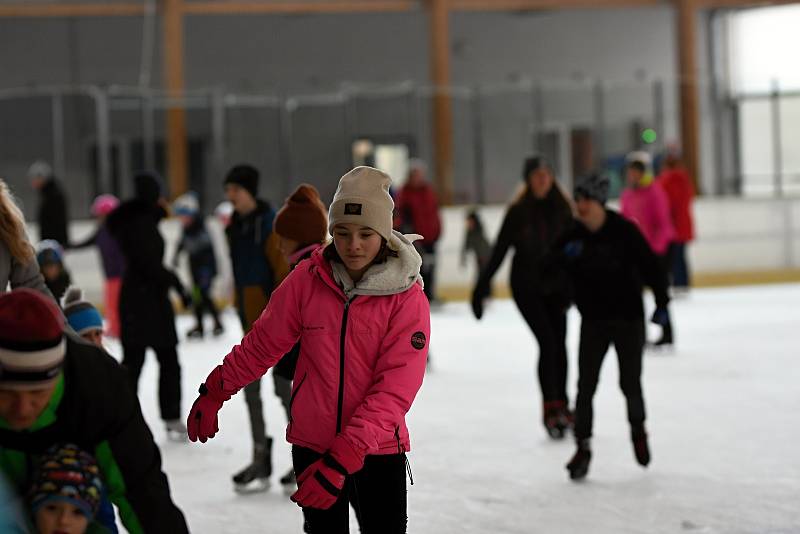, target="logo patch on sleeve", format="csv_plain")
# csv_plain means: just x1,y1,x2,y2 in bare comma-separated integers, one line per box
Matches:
411,331,426,350
344,203,363,215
